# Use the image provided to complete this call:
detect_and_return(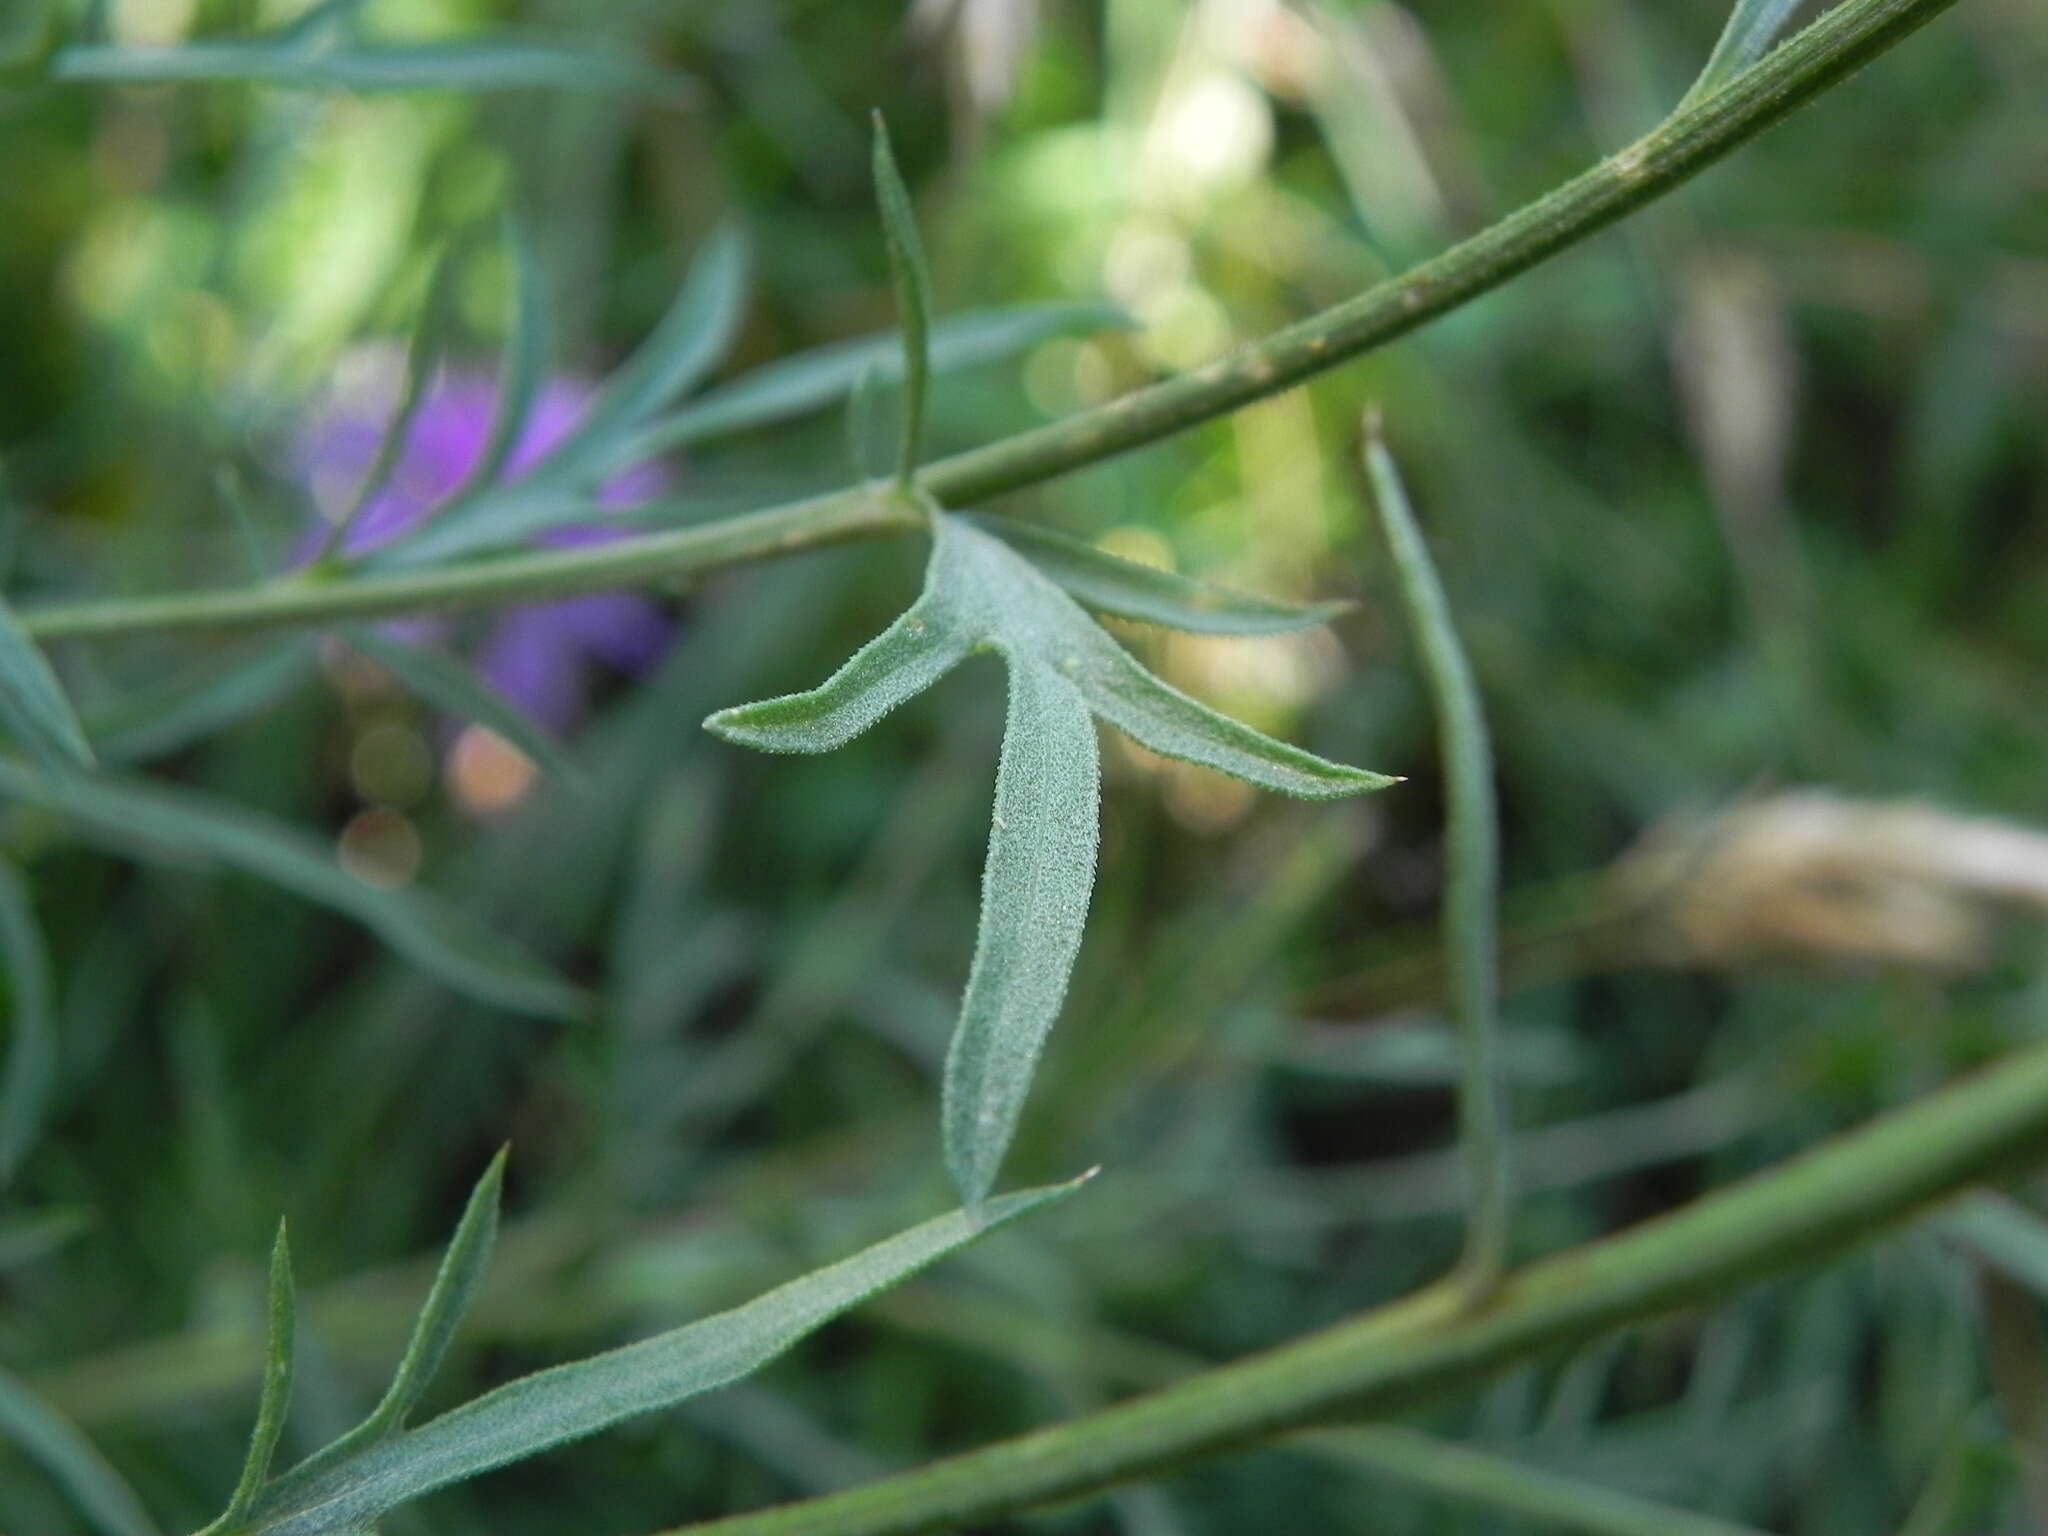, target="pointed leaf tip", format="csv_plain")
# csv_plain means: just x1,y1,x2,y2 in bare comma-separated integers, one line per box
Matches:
870,110,932,486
